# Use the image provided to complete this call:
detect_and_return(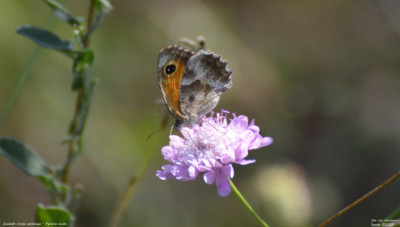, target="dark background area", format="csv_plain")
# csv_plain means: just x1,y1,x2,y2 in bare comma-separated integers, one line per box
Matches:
1,0,399,226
